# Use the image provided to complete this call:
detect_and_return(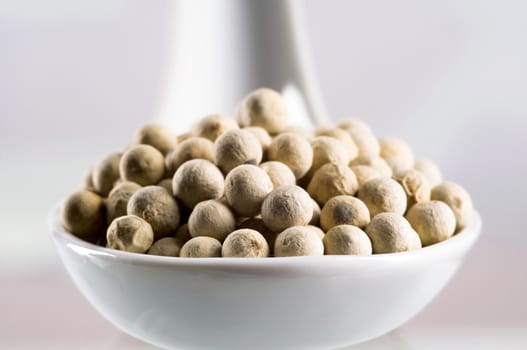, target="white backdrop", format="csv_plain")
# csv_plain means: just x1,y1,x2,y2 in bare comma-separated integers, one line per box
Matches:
1,0,526,346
